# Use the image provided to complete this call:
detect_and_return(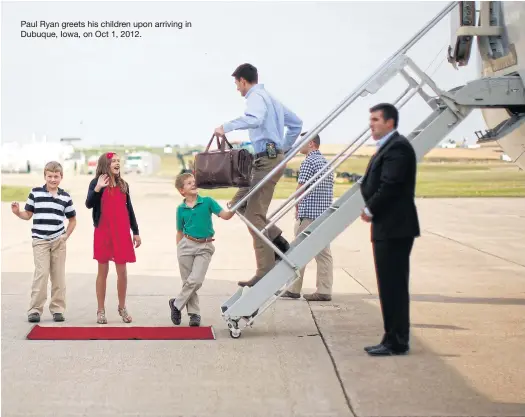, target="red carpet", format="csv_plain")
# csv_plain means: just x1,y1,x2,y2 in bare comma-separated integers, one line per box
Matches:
26,325,216,340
